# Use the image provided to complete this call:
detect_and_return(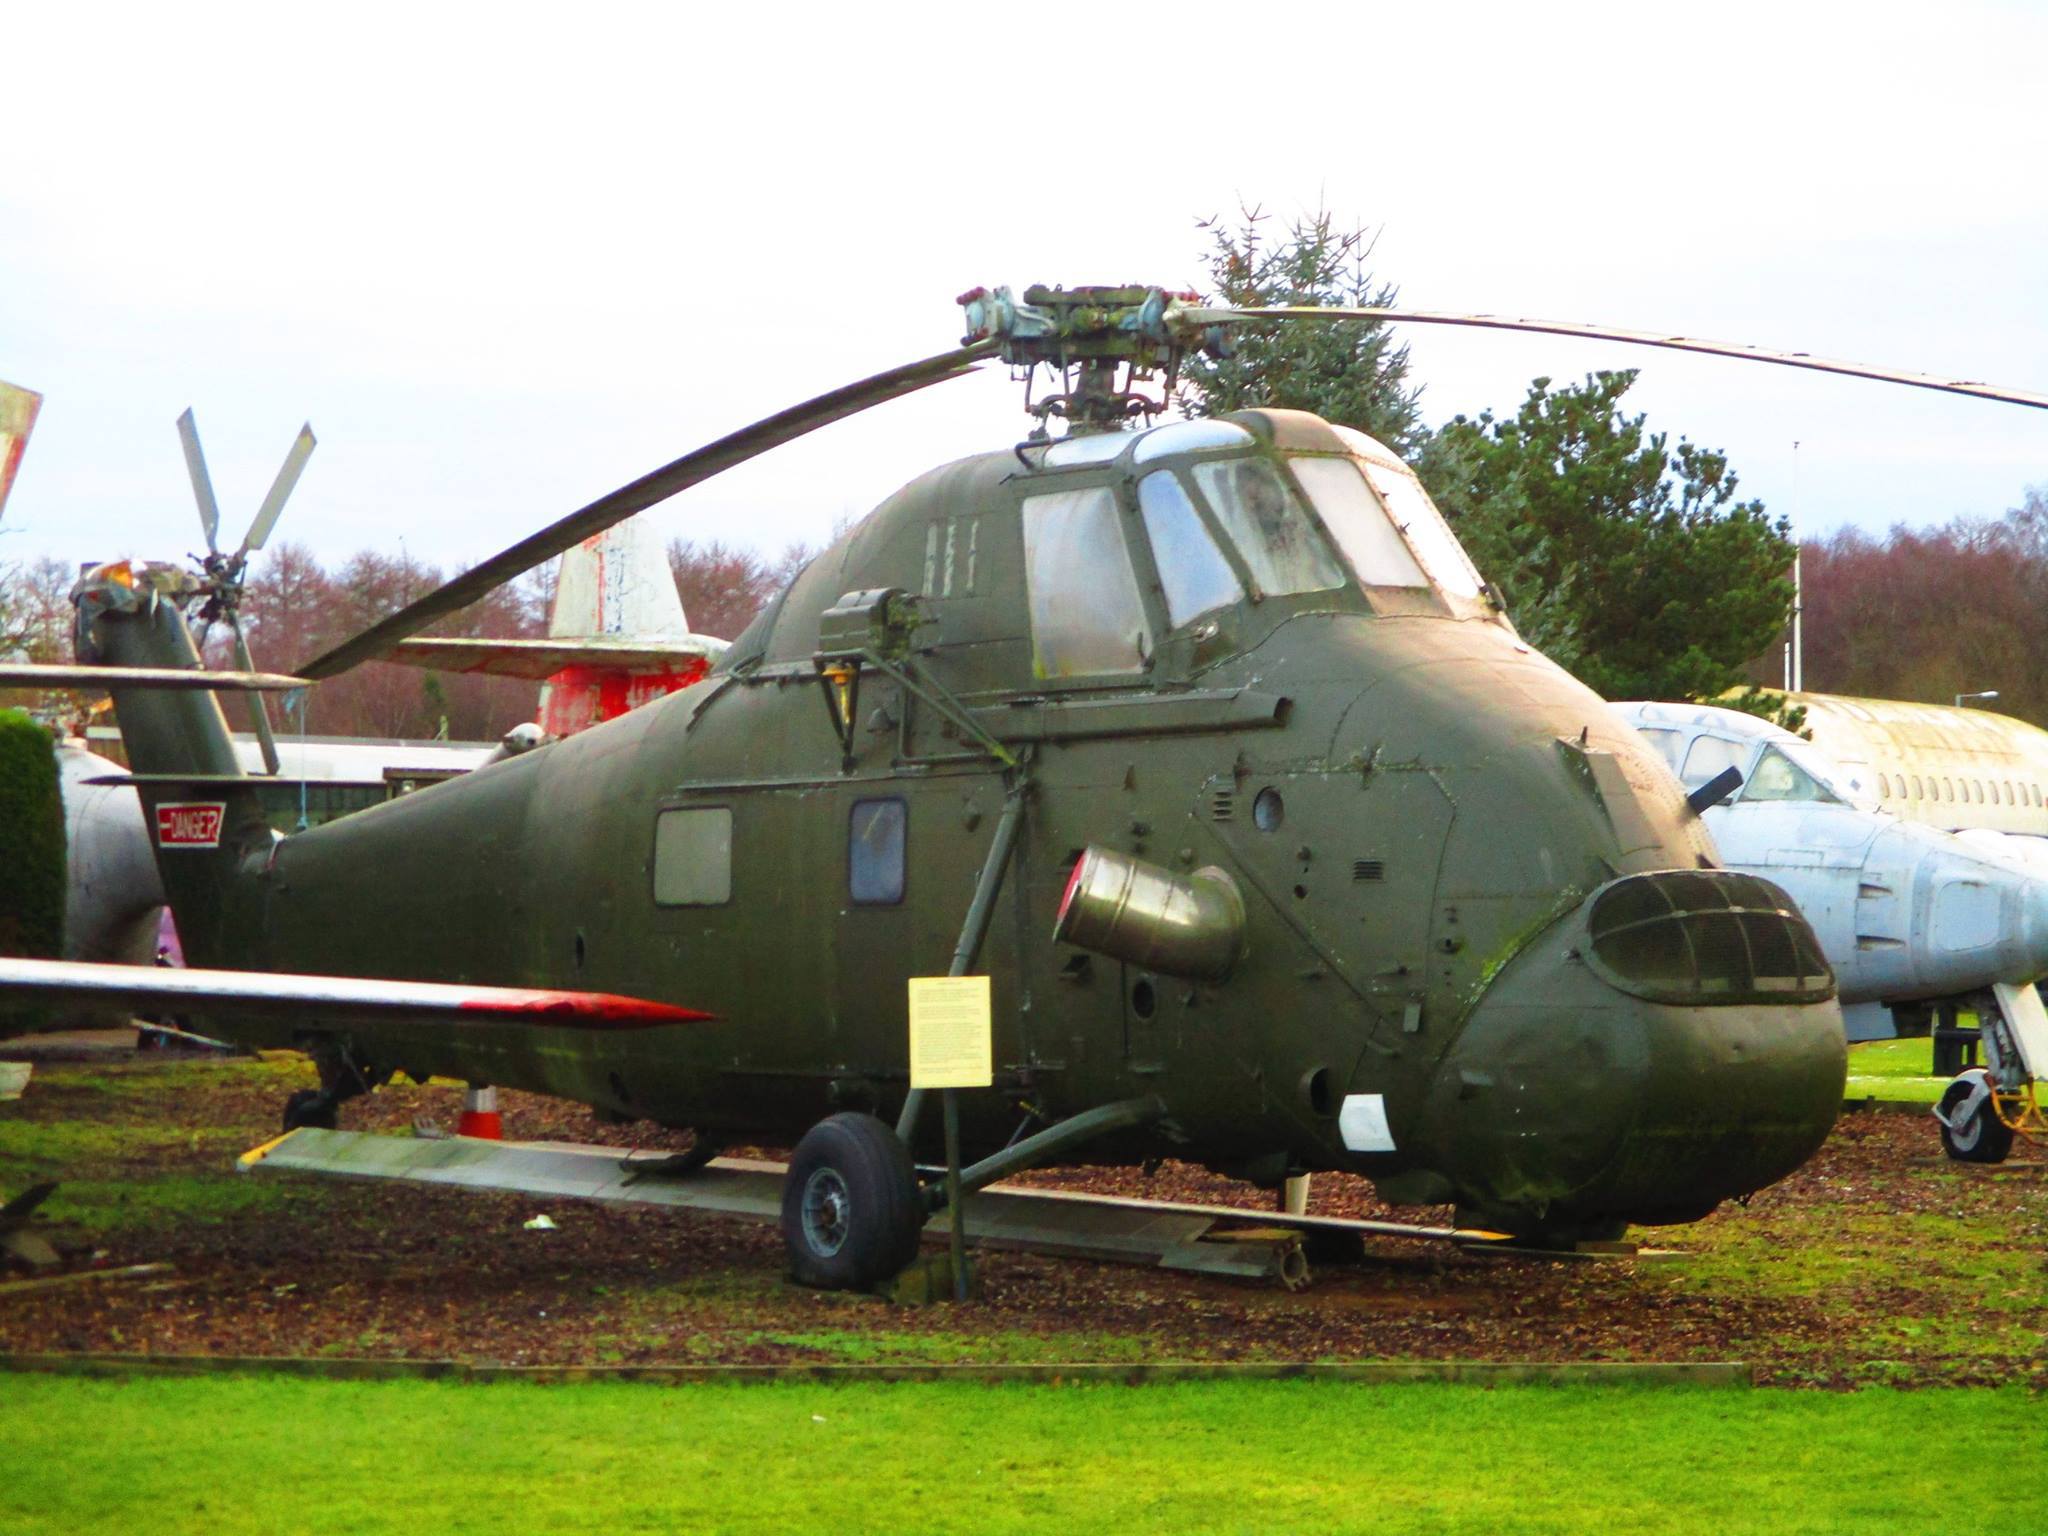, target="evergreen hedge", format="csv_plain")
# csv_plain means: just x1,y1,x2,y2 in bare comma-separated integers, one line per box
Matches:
0,709,66,1029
